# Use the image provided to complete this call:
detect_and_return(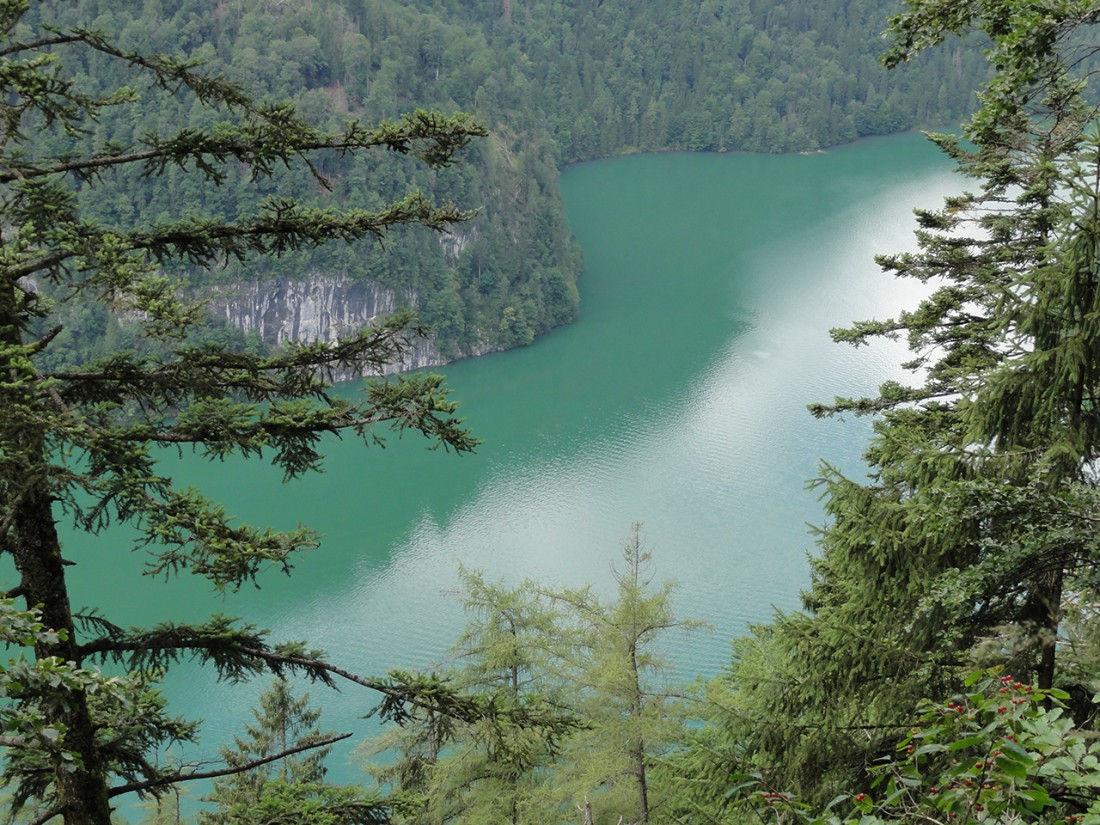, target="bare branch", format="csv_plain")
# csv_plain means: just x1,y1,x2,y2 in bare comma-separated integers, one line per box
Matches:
106,731,353,798
0,33,85,58
27,805,64,825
